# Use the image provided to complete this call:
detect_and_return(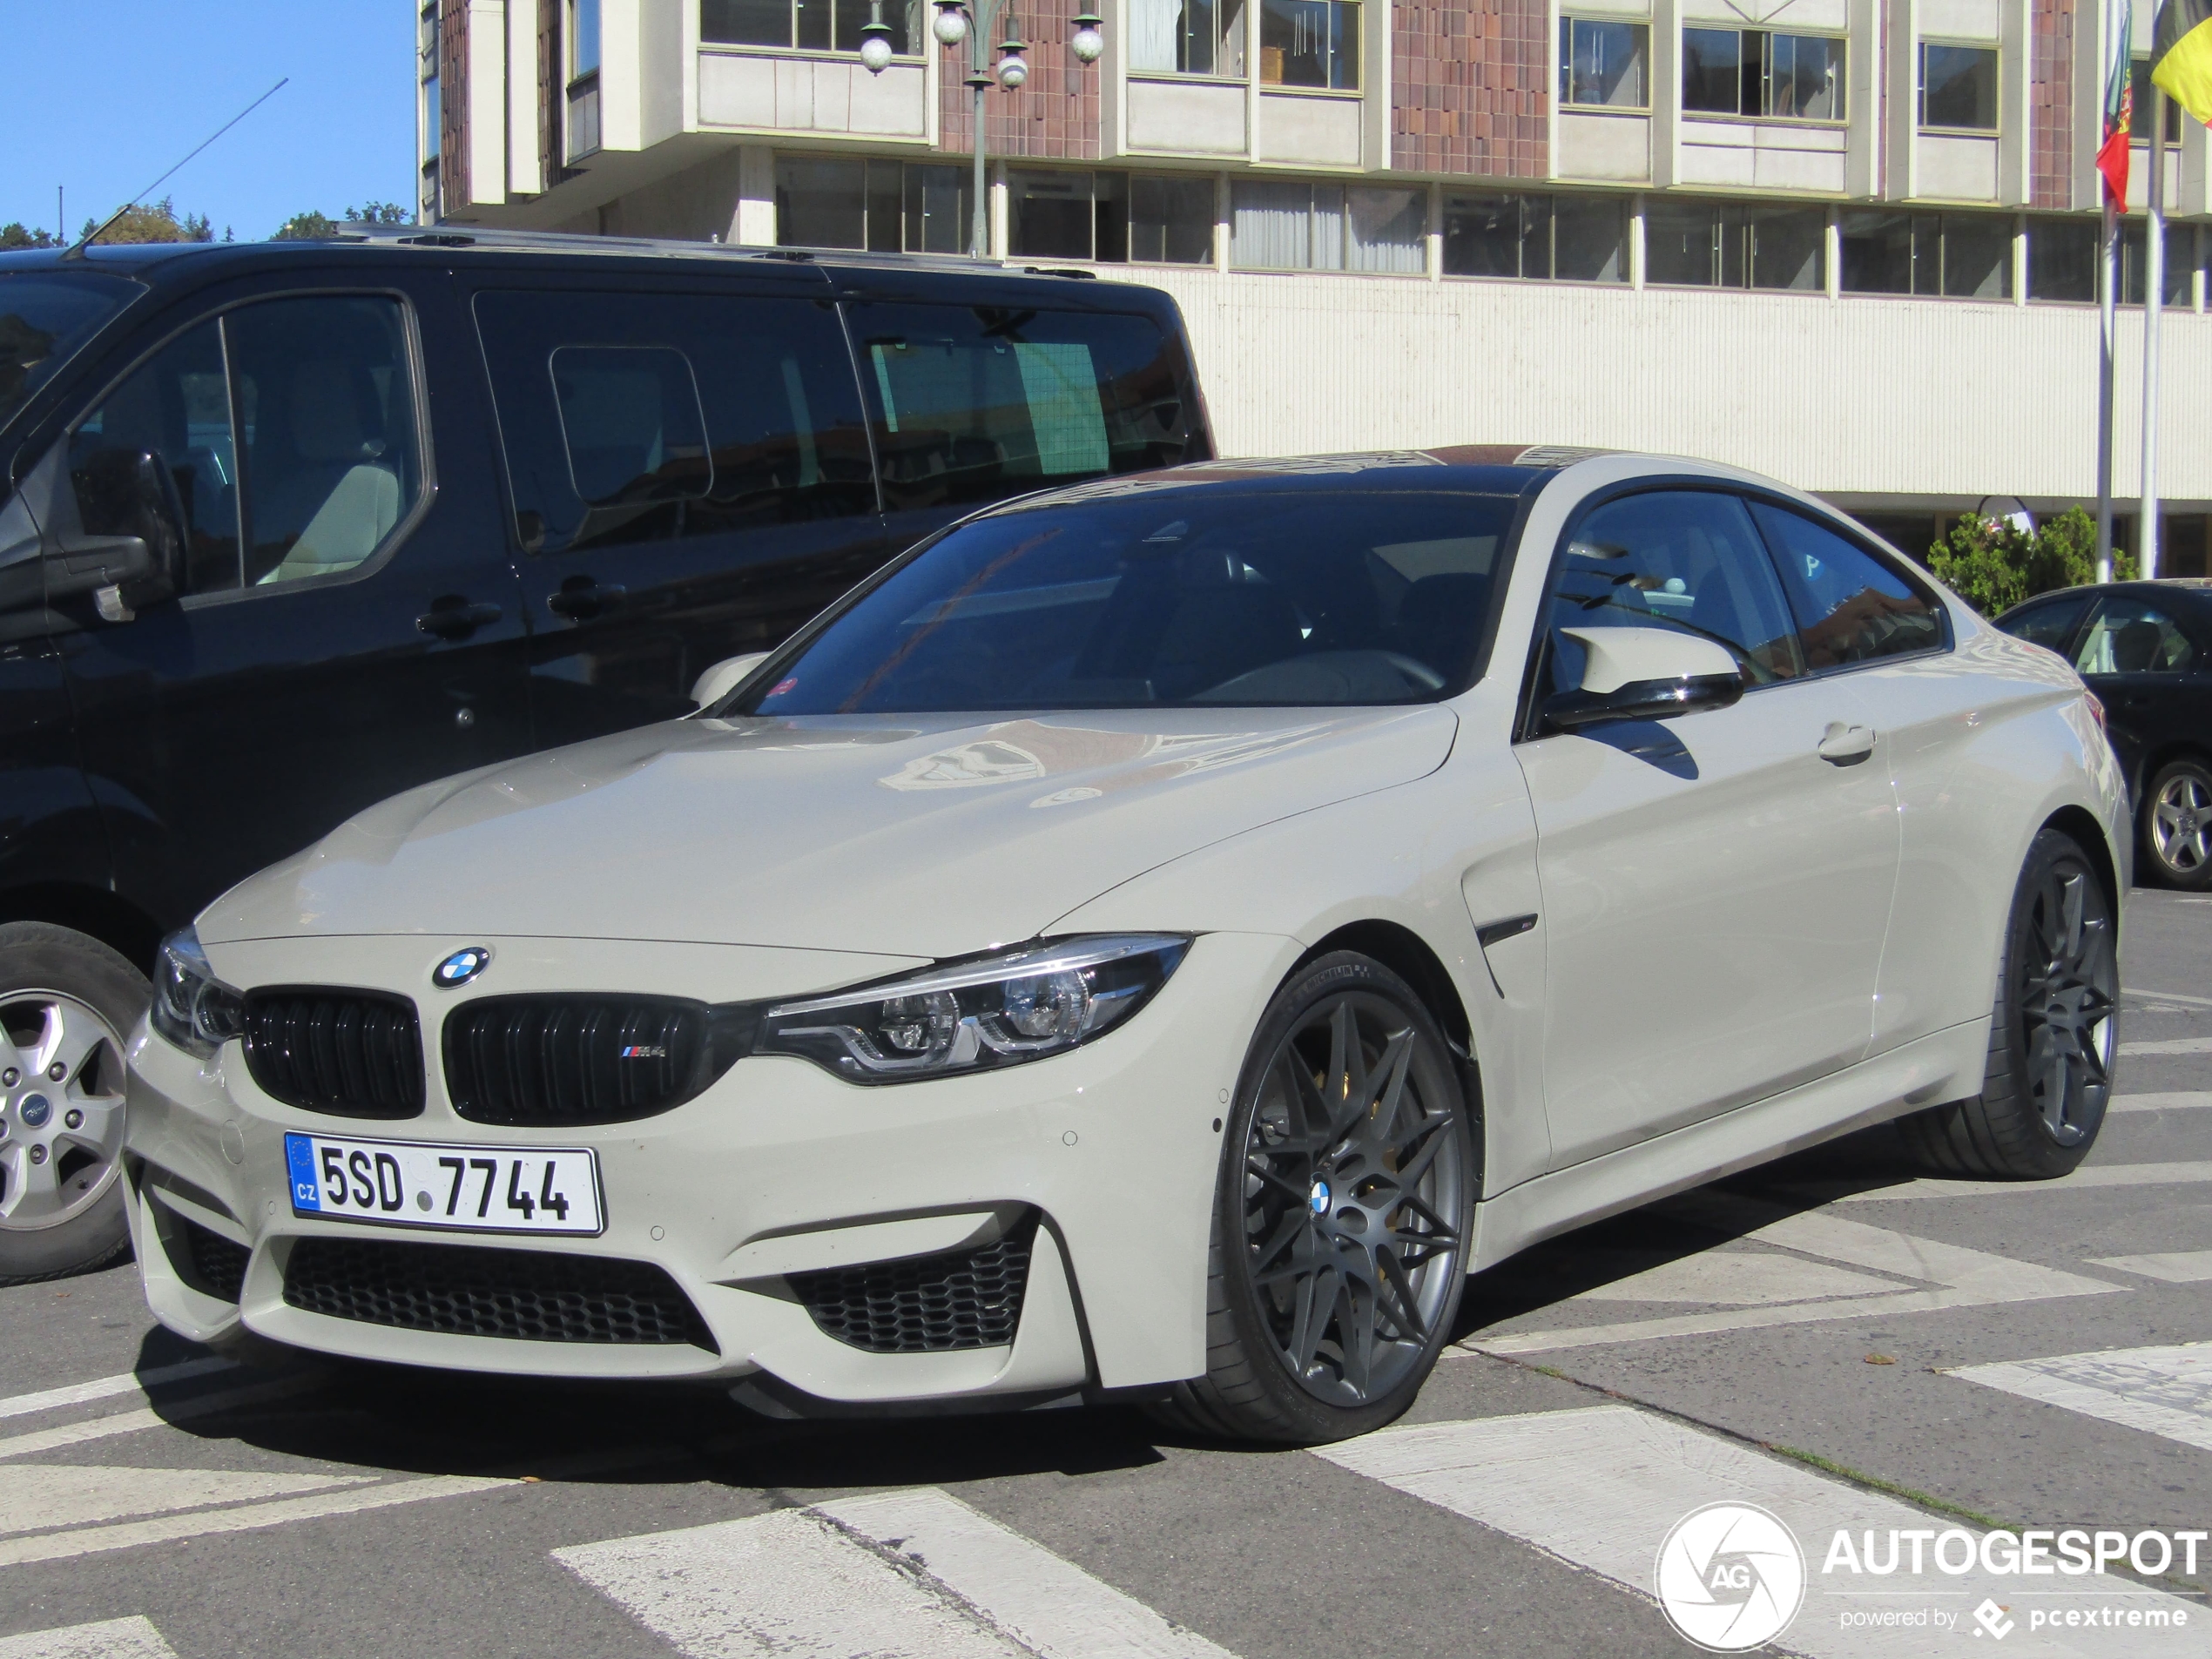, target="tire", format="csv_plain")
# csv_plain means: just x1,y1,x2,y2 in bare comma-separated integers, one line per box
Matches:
1149,952,1476,1445
0,922,147,1285
2141,759,2212,891
1896,828,2118,1180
